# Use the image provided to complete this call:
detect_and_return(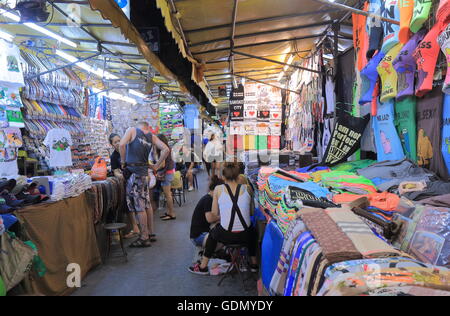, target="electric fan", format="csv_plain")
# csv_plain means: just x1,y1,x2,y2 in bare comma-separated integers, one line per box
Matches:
15,0,50,22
